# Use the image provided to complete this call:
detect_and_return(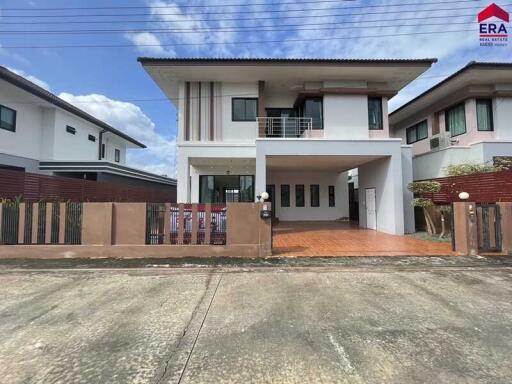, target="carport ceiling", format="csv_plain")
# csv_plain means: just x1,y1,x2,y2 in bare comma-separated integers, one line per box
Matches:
266,155,384,172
